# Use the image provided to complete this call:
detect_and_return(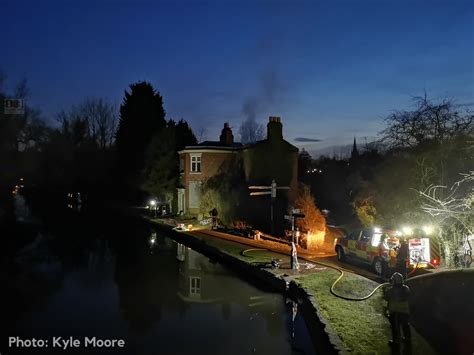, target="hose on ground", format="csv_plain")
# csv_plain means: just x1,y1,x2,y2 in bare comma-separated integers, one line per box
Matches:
240,248,286,267
328,266,389,301
241,247,388,301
